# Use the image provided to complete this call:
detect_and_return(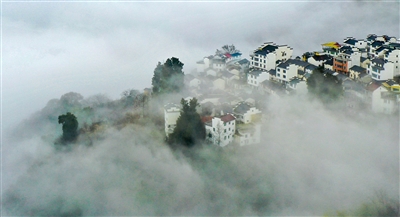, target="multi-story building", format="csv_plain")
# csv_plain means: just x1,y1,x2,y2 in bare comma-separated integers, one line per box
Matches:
250,42,293,71
205,114,236,147
368,58,395,81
